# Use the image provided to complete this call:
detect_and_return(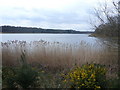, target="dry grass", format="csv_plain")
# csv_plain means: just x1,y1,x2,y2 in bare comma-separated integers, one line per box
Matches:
1,40,119,88
2,40,118,71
